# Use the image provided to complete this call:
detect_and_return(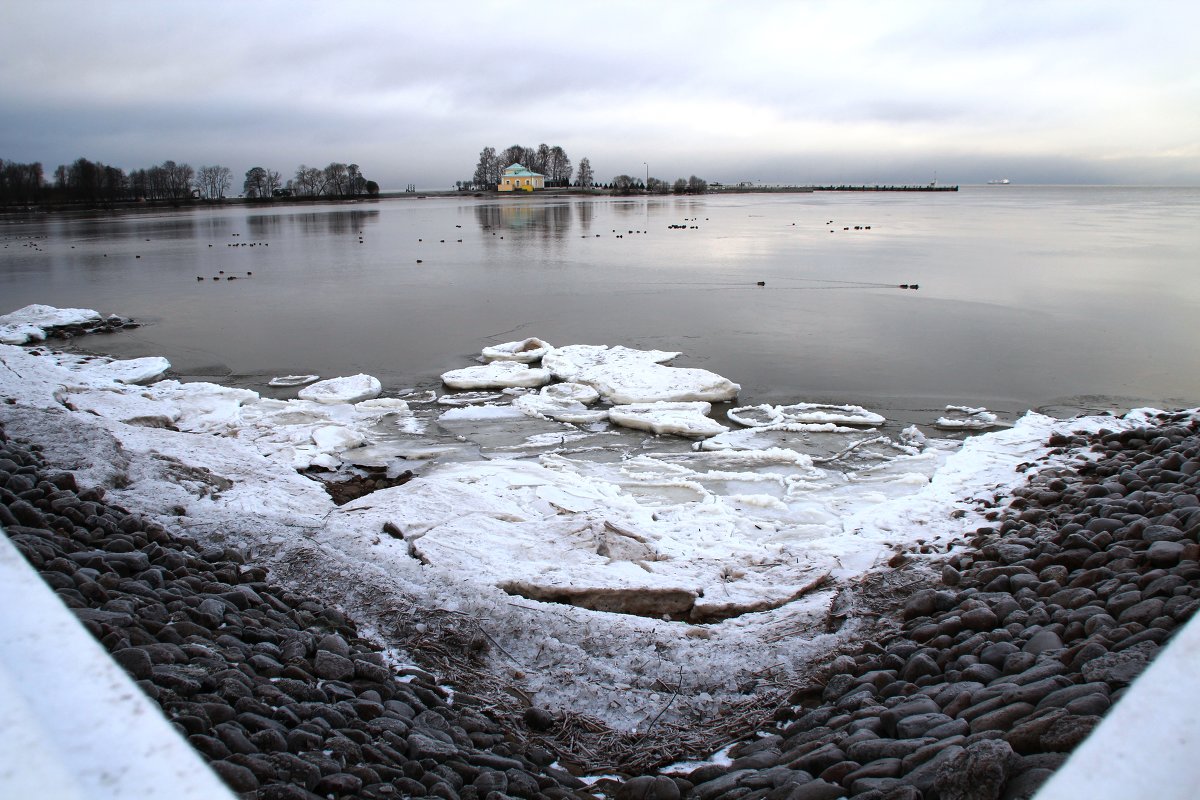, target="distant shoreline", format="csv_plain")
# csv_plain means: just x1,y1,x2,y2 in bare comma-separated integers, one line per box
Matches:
0,184,964,216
